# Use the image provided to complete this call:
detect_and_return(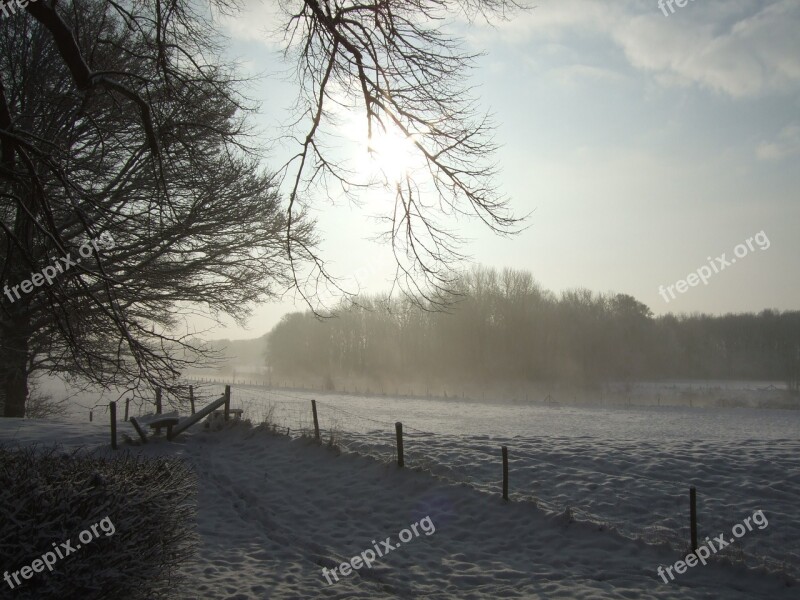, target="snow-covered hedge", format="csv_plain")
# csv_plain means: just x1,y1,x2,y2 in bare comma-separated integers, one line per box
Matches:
0,445,196,599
